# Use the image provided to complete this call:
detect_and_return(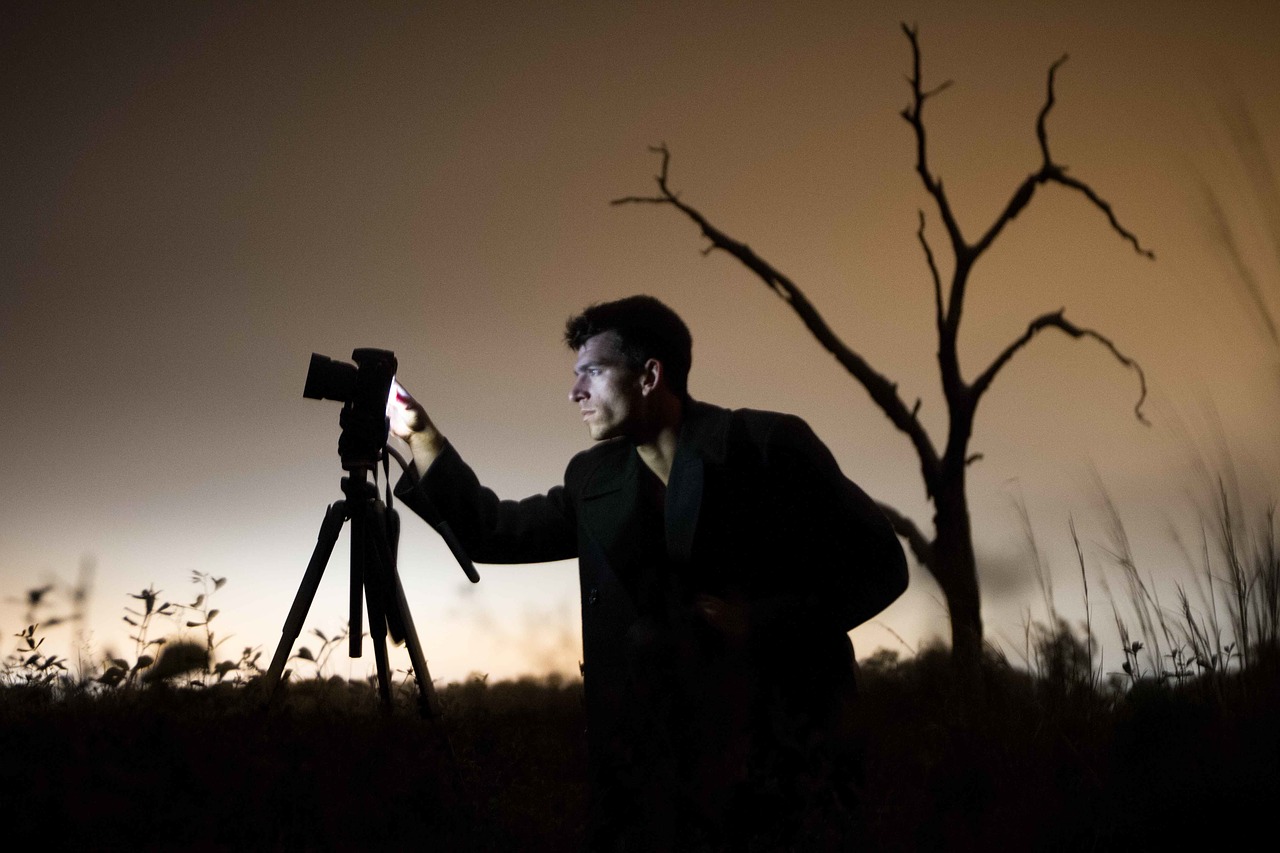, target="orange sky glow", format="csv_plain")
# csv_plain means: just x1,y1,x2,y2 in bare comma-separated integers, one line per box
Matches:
3,1,1278,683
